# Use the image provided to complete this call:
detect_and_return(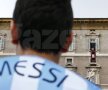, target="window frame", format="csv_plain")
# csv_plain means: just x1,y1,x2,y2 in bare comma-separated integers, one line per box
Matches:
88,38,100,52
65,57,73,65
